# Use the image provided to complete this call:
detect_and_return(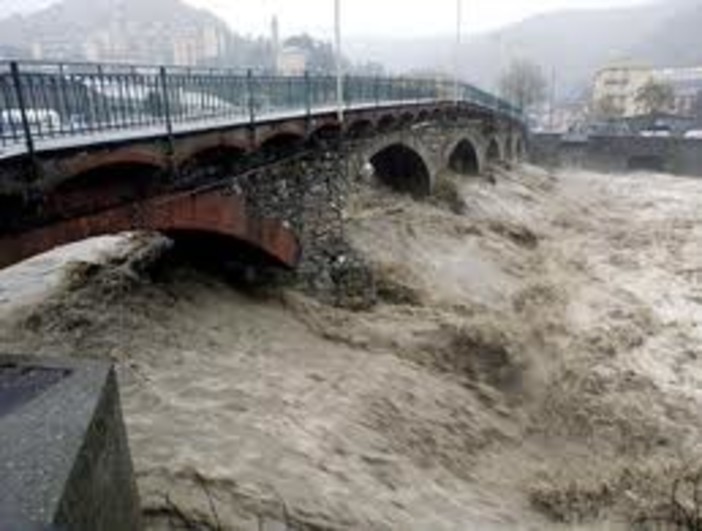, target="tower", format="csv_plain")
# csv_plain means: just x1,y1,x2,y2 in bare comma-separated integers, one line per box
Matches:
271,15,280,72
